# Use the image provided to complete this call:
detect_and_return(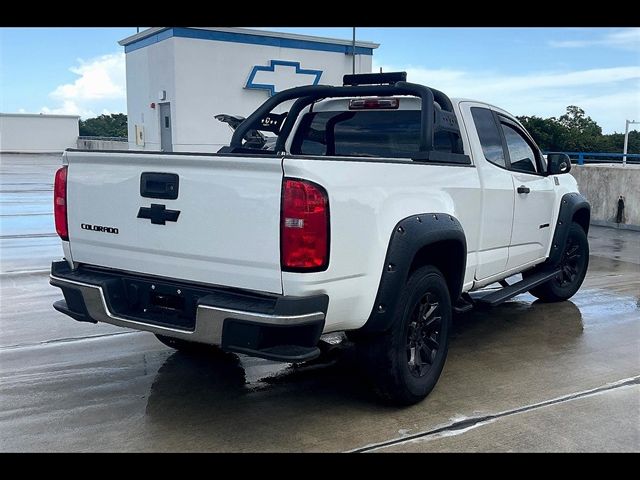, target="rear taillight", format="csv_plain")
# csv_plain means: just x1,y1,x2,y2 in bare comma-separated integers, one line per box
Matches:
54,166,68,241
281,178,329,271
